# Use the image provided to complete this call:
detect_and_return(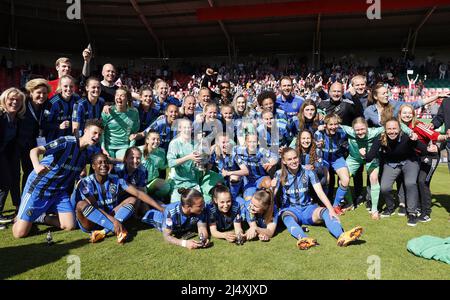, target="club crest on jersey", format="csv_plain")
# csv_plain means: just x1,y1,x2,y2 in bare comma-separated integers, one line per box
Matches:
109,184,117,195
302,175,308,184
81,184,90,195
26,209,34,217
166,217,173,227
49,140,59,149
